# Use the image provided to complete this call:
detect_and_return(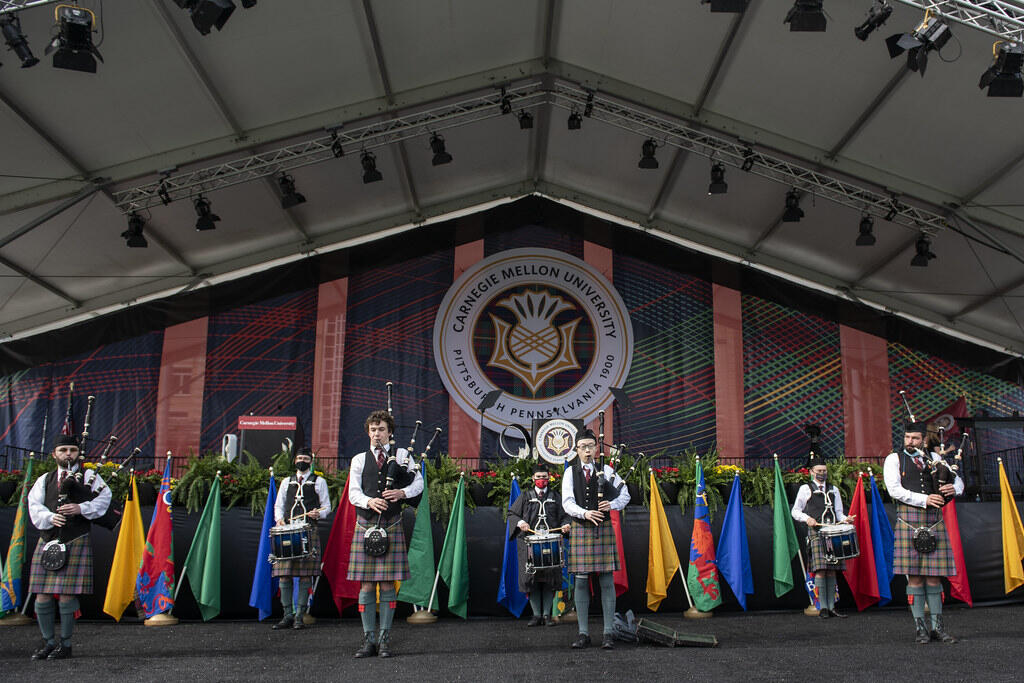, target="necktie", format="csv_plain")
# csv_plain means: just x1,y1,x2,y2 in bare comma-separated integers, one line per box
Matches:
376,449,385,469
58,471,67,488
584,466,592,483
914,456,924,471
297,475,304,487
